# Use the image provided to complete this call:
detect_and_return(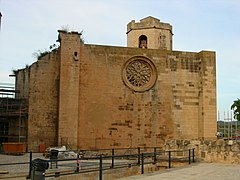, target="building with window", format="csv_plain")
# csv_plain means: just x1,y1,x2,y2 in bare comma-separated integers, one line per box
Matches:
13,16,217,151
